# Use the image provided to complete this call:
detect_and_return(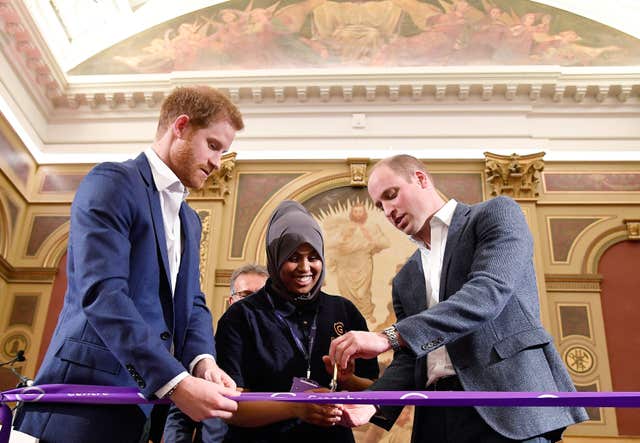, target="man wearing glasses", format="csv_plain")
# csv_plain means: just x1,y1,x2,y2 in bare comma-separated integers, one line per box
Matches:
229,264,269,306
